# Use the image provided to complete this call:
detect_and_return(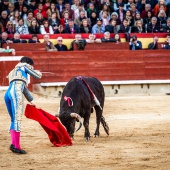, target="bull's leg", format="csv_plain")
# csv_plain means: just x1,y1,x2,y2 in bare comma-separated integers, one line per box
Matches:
83,113,90,141
94,105,102,137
